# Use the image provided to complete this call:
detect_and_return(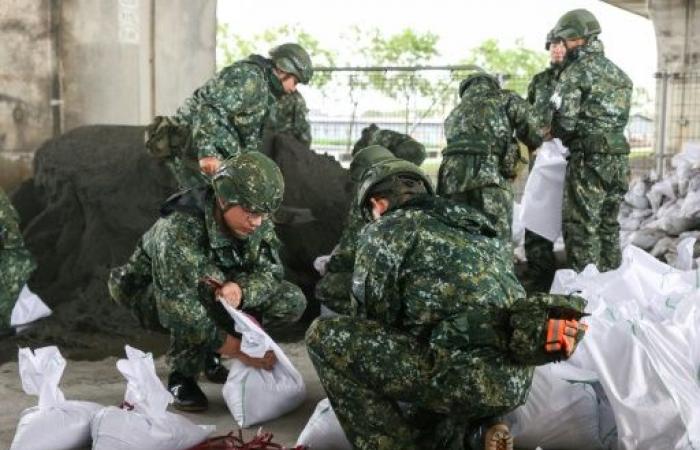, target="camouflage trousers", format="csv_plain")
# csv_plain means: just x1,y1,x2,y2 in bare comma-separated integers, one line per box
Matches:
0,249,35,328
563,153,629,272
109,244,306,377
306,316,529,450
523,230,556,293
